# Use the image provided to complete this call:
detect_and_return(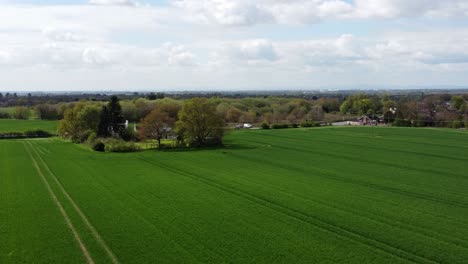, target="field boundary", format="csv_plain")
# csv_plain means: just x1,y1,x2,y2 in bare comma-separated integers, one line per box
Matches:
27,141,120,264
23,142,95,264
